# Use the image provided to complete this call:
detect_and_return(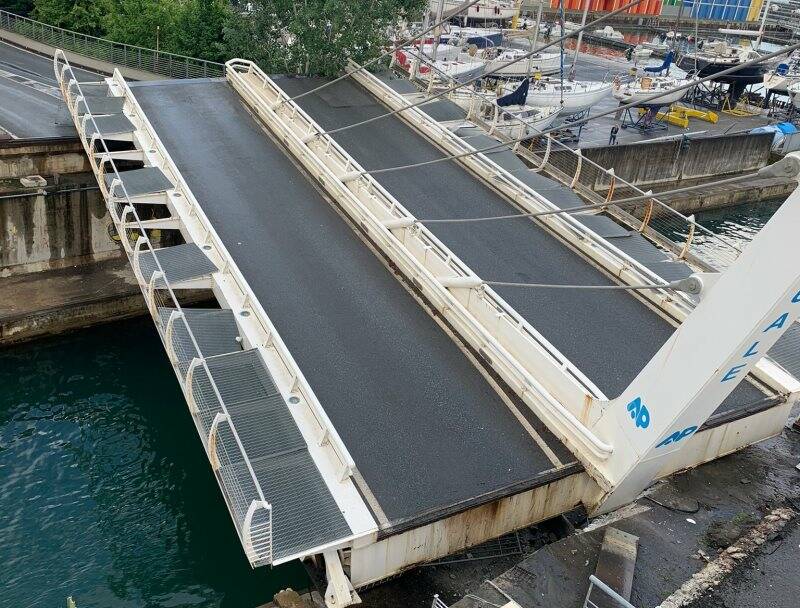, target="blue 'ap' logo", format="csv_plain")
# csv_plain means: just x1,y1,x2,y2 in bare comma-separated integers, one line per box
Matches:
656,426,698,448
626,397,650,429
